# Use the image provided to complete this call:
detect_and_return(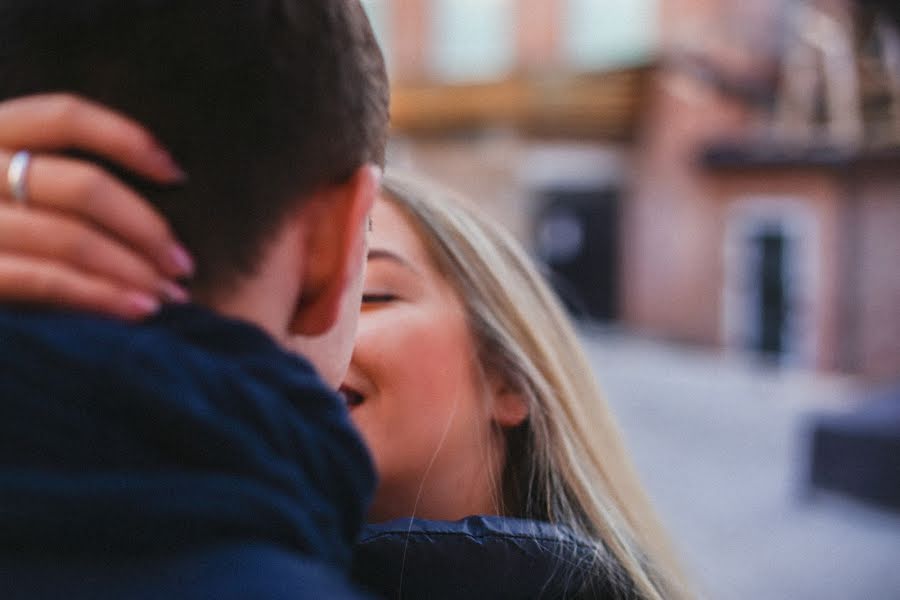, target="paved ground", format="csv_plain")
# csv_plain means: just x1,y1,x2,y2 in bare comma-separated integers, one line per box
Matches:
579,329,900,600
